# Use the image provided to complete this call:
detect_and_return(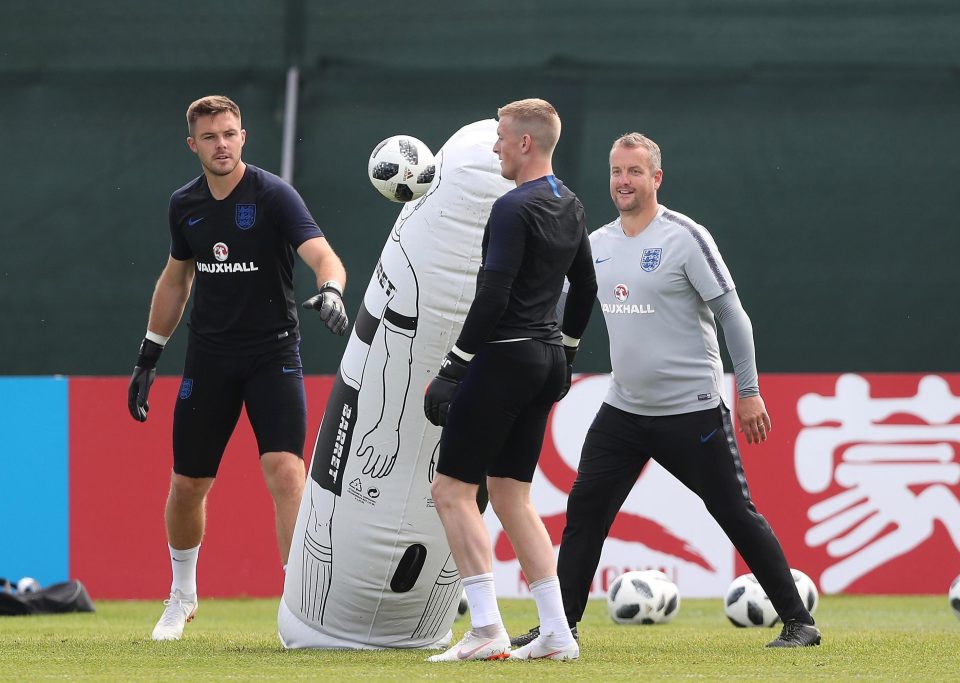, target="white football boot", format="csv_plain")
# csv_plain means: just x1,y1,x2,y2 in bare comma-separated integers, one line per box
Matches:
426,629,511,662
509,631,580,661
151,589,198,641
